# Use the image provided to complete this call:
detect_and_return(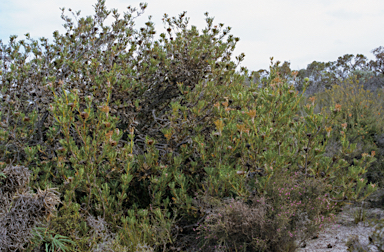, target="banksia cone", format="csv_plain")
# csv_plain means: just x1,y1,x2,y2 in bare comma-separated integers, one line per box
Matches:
80,112,89,119
333,104,342,113
99,105,110,113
